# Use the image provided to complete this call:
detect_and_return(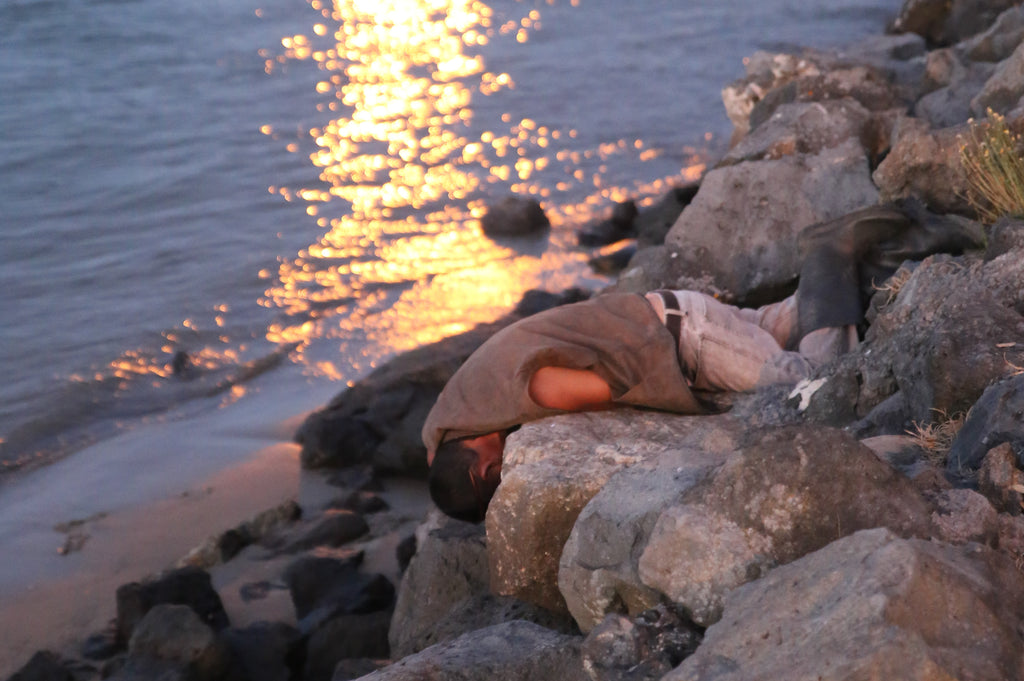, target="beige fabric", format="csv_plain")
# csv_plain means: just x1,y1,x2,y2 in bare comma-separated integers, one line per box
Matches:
421,293,703,454
644,291,855,392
